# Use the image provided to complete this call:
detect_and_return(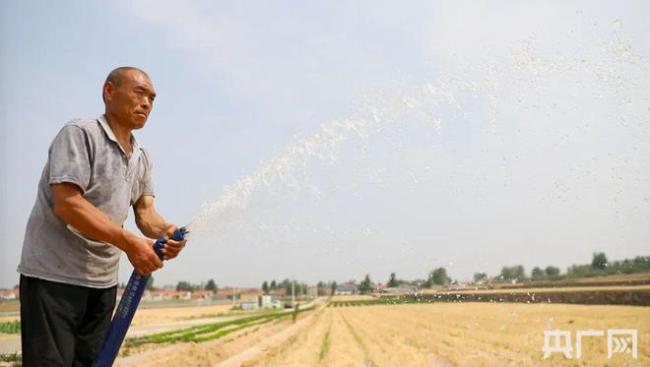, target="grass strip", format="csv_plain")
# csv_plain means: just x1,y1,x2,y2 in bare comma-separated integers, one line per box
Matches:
127,313,276,346
126,306,314,347
318,323,331,361
0,320,20,334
